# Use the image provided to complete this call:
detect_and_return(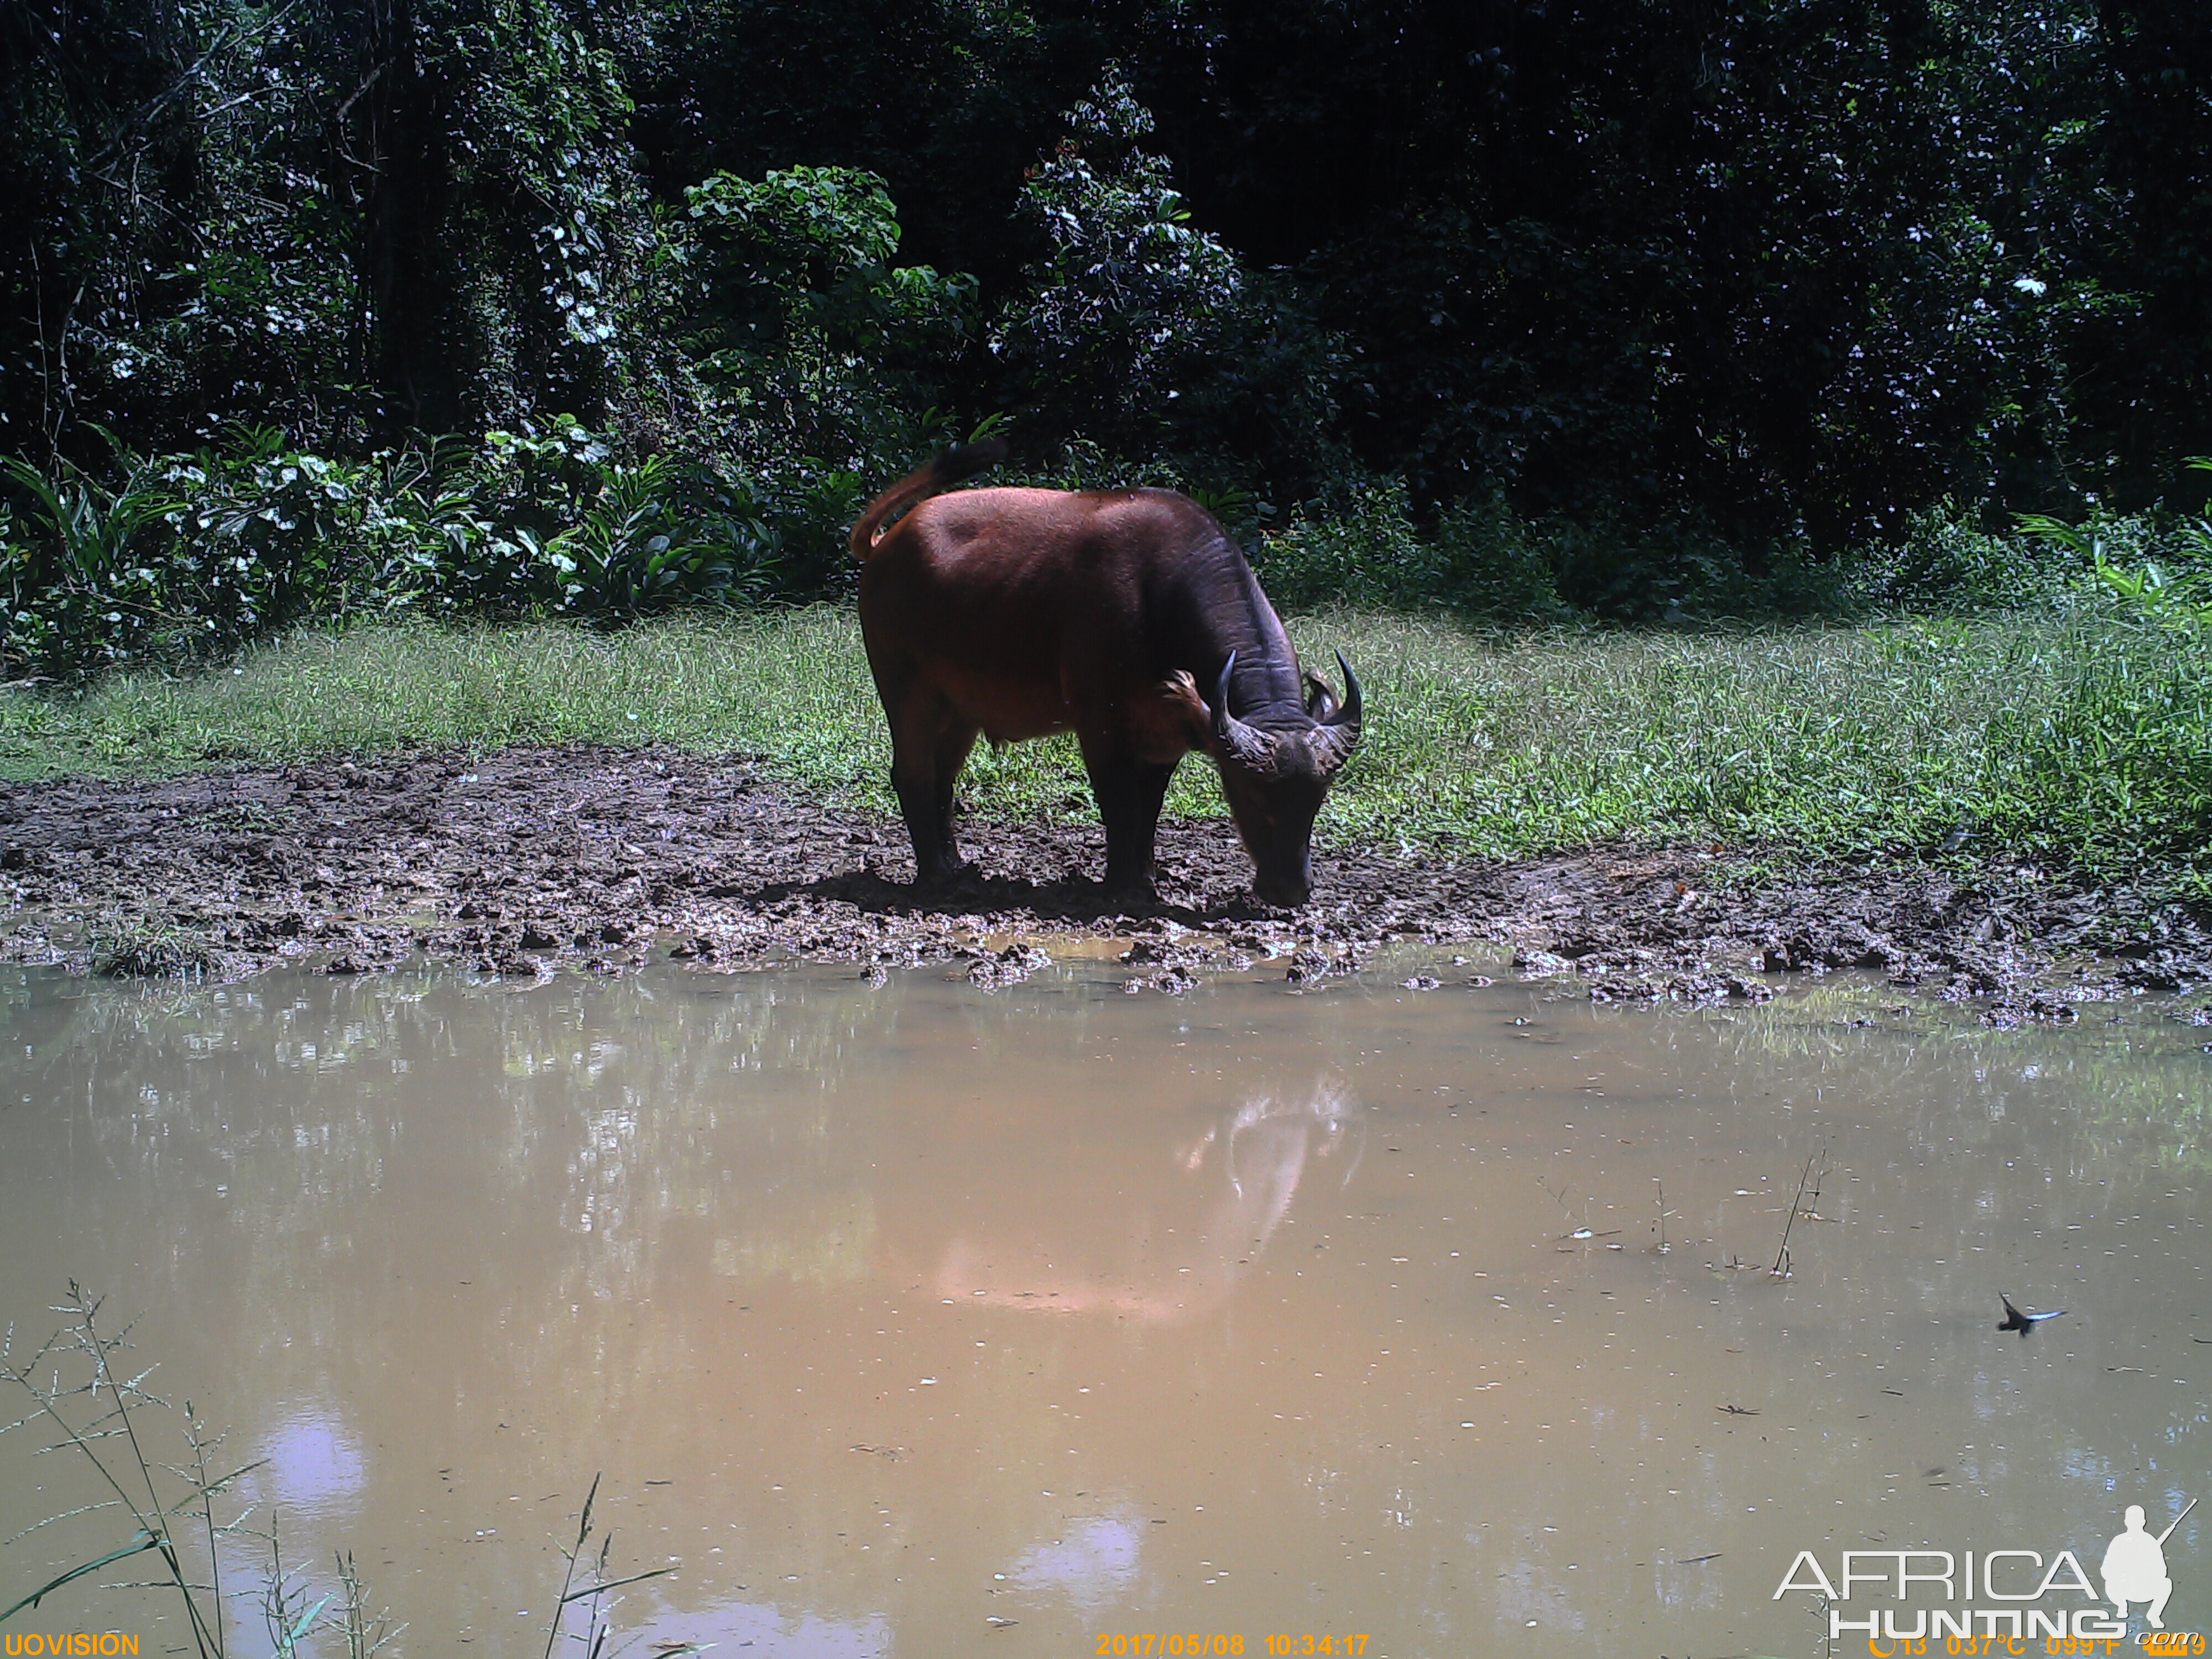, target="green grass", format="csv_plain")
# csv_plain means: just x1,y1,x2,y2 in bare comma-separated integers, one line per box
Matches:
2,606,2208,875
